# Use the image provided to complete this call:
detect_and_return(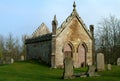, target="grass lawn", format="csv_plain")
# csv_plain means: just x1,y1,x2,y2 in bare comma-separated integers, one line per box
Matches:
0,61,120,81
